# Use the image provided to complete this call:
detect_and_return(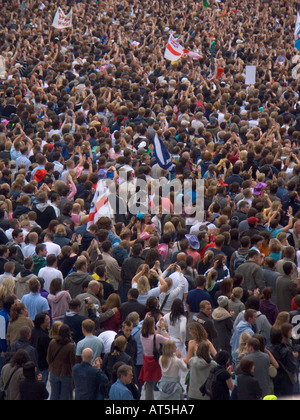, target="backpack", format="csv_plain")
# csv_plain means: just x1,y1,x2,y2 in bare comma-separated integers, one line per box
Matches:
233,251,247,272
200,366,223,398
